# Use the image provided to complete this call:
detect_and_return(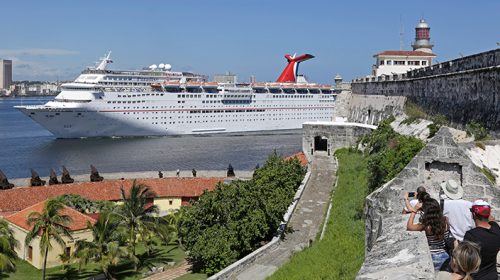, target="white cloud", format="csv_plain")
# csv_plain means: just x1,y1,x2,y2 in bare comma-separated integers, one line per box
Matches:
9,57,80,81
0,48,79,56
0,49,81,80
